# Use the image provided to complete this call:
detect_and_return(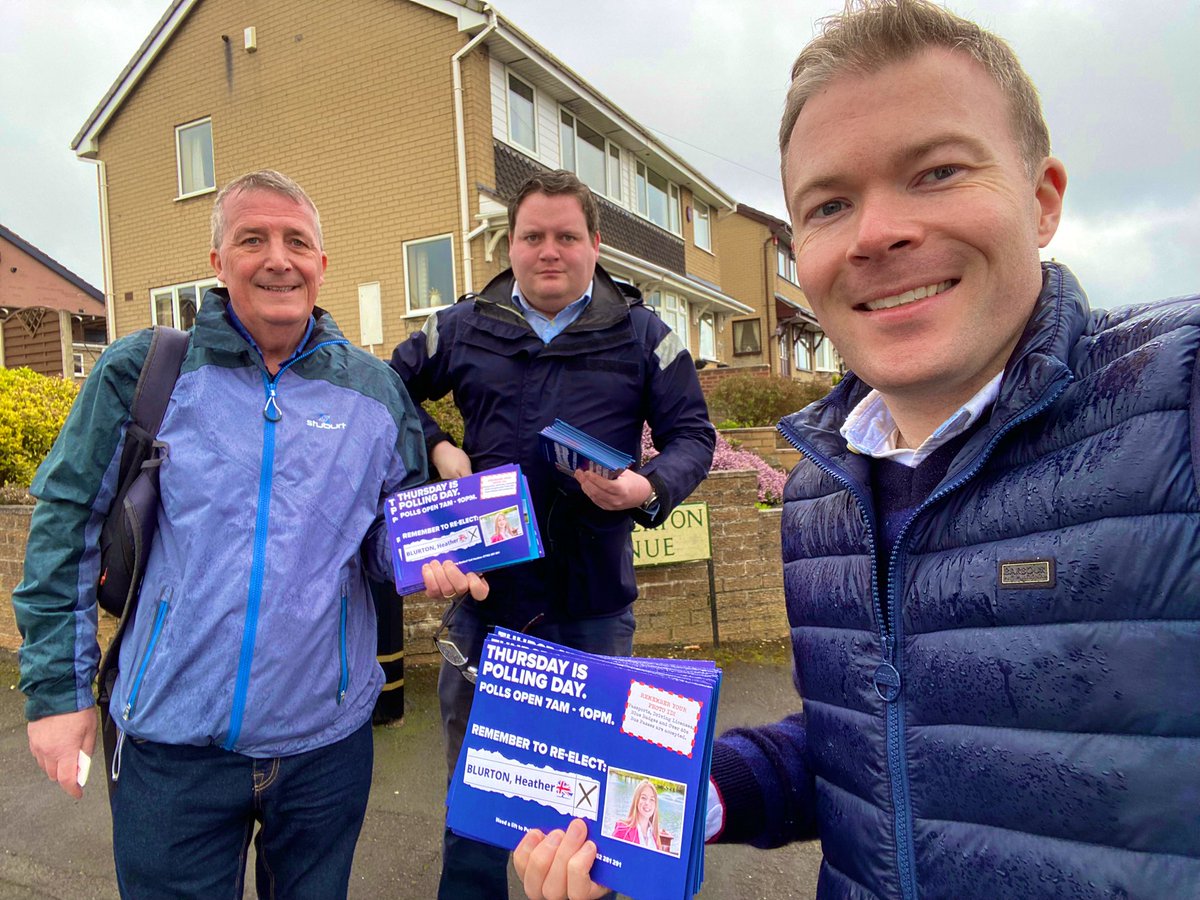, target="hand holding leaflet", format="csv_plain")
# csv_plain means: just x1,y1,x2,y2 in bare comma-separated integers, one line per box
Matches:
446,630,722,900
